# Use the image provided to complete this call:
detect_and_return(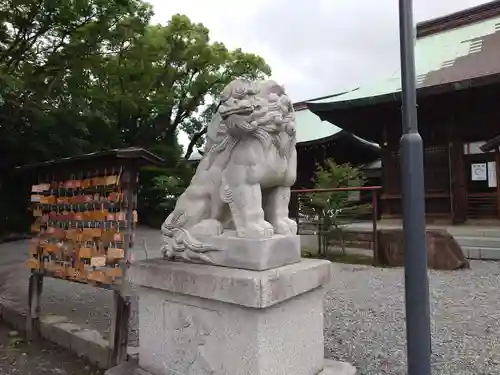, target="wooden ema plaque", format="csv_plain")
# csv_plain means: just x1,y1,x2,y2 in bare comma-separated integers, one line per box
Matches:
27,170,138,287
